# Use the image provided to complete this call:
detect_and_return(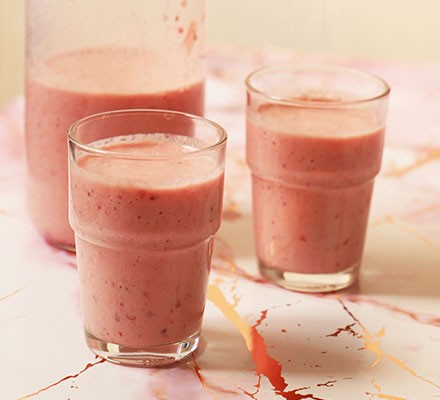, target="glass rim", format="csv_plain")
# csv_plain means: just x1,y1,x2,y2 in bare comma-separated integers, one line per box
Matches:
68,109,228,160
245,64,391,107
